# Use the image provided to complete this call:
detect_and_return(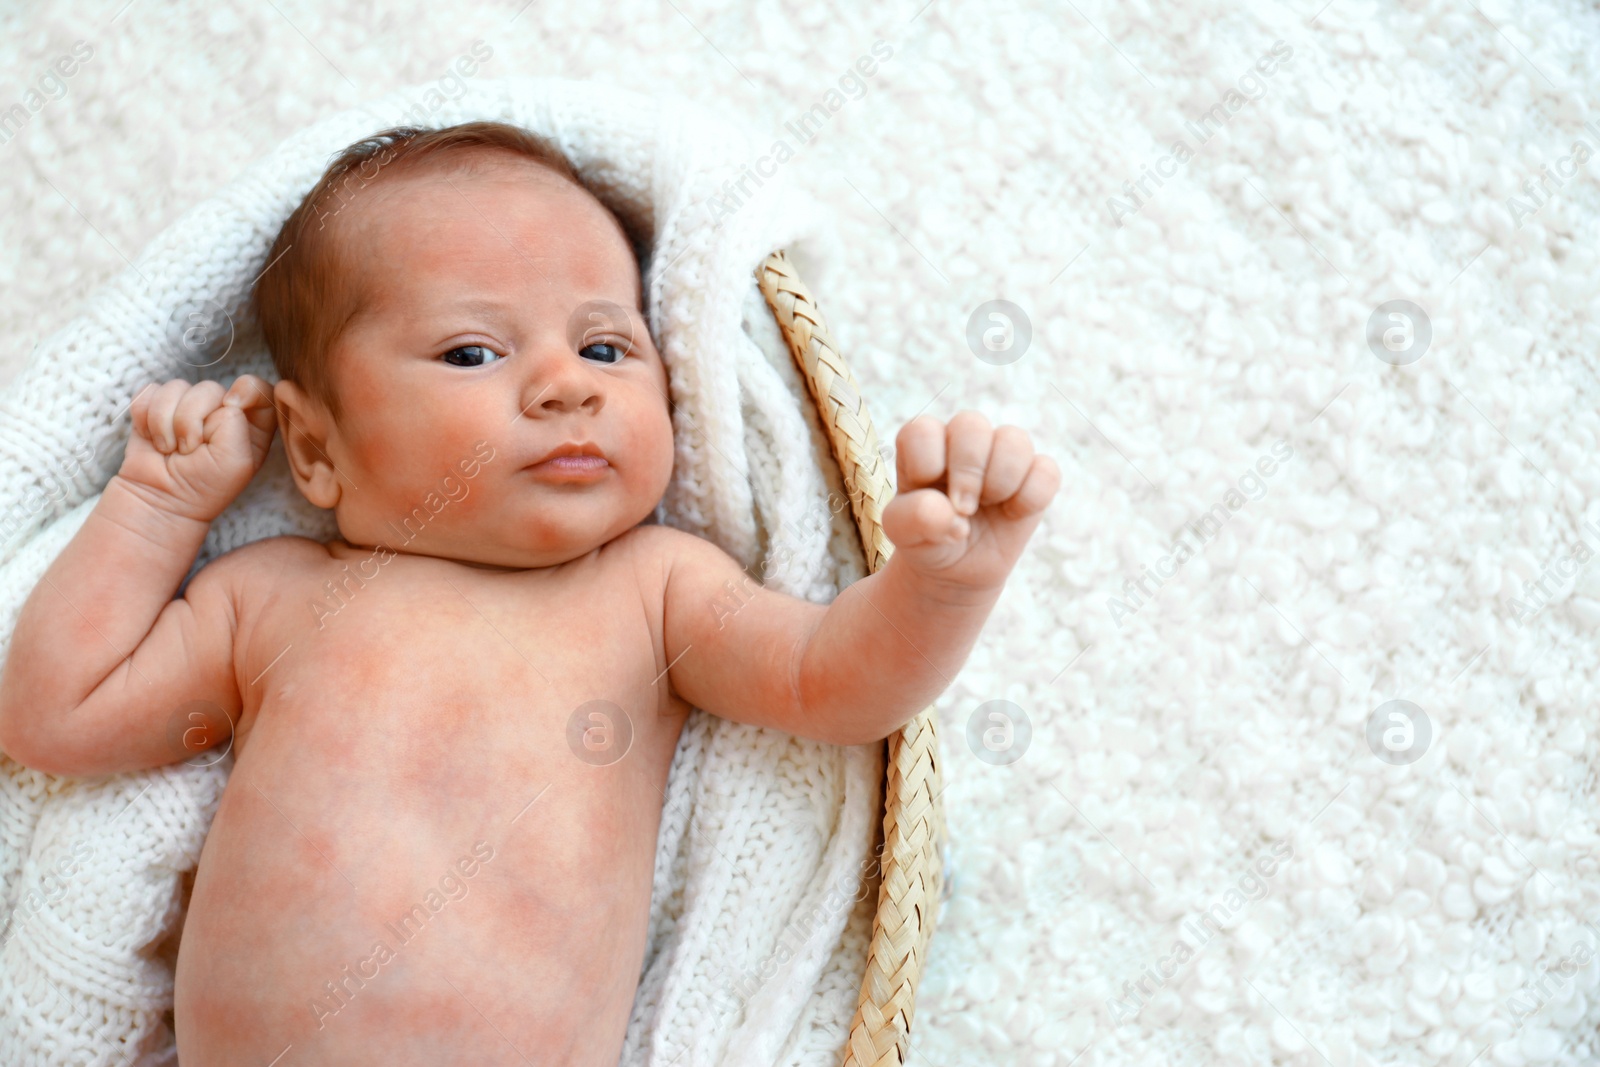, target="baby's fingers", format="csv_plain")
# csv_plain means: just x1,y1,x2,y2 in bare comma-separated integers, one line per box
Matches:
211,375,279,467
895,416,945,491
173,380,226,454
129,383,156,444
222,374,279,436
945,411,993,517
136,380,193,453
978,425,1035,508
998,454,1062,520
883,487,968,548
222,373,270,411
